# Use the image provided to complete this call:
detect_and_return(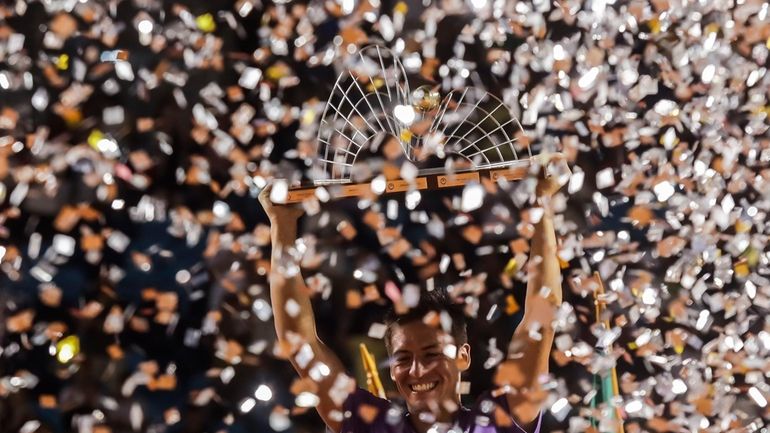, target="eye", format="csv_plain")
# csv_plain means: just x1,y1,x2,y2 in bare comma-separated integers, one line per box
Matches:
425,352,442,359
